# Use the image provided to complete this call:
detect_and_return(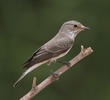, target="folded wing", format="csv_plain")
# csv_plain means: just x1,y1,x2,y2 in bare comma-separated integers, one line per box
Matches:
23,38,73,69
